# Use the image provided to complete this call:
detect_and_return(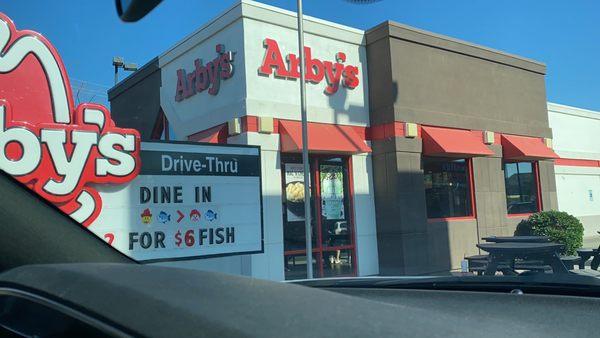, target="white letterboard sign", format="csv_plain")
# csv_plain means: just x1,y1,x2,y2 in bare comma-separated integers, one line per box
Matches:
89,141,263,262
